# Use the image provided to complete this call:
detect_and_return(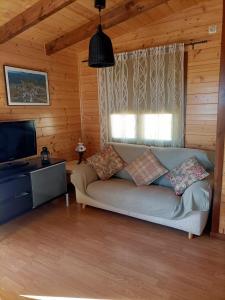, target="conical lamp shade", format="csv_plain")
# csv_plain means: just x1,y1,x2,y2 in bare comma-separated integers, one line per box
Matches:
88,25,115,68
